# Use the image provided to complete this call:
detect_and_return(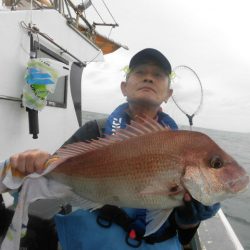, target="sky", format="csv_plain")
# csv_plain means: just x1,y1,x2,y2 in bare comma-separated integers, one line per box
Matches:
79,0,250,133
